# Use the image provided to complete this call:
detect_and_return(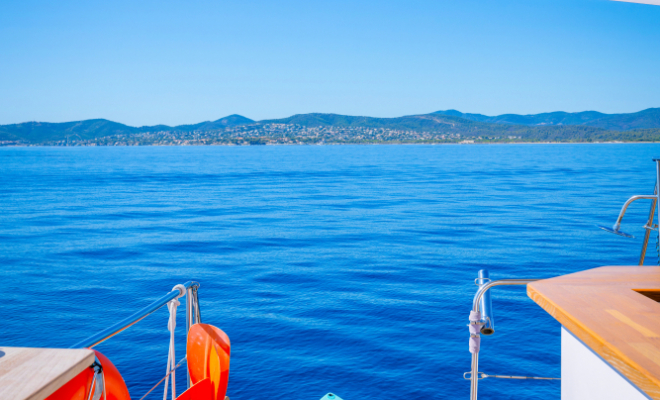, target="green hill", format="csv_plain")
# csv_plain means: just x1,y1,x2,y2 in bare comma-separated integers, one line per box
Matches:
0,119,138,143
433,108,660,131
260,113,483,131
163,114,255,132
0,115,254,143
